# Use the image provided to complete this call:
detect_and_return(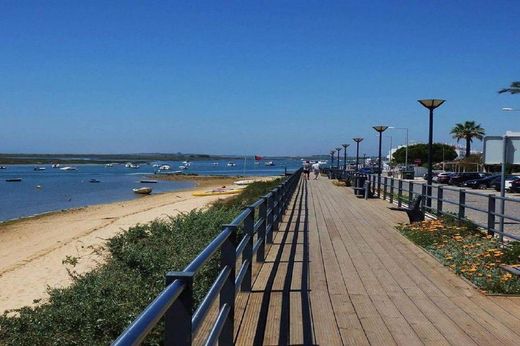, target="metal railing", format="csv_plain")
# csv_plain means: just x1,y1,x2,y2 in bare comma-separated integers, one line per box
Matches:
113,169,302,346
367,174,520,242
